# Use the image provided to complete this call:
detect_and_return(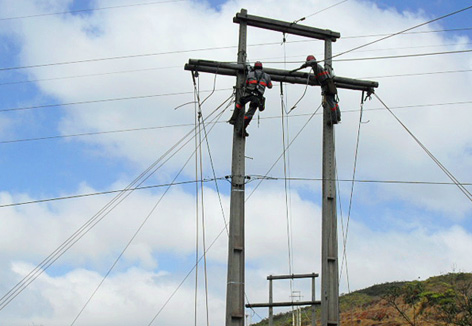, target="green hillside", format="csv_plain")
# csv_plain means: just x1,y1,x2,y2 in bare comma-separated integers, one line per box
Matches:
252,272,472,326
